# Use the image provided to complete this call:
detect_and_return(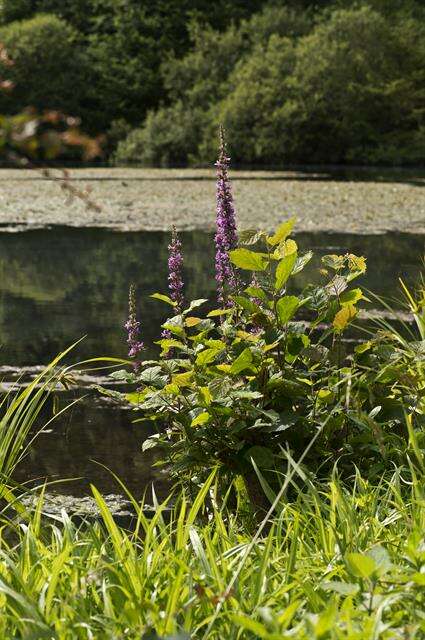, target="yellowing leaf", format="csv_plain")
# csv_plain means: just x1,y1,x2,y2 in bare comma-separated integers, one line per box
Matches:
333,304,357,331
348,254,367,274
274,238,298,259
199,386,213,405
266,218,296,246
172,371,193,387
185,316,202,327
191,412,211,427
340,288,363,306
